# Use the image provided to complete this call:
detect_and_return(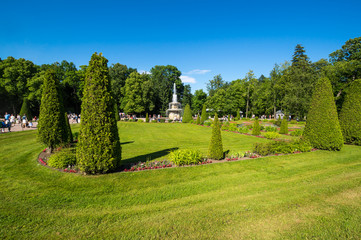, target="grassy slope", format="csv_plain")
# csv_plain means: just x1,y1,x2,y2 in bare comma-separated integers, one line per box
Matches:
0,123,360,239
